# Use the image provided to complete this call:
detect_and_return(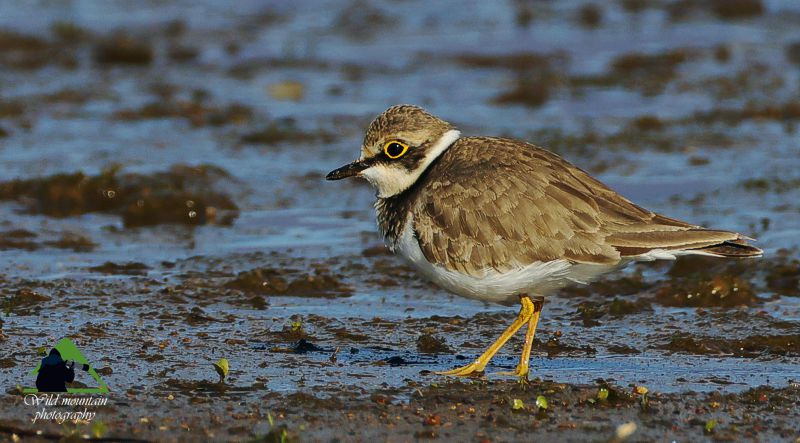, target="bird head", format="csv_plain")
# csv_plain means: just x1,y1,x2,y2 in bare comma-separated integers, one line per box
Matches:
326,104,460,197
